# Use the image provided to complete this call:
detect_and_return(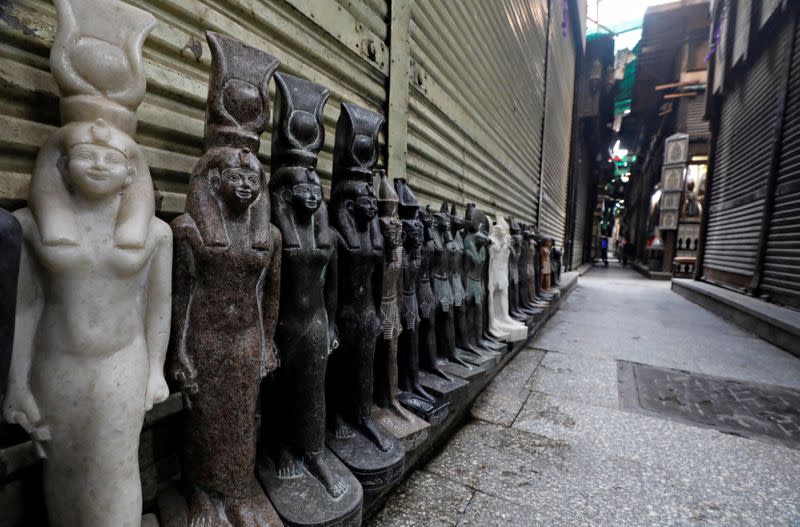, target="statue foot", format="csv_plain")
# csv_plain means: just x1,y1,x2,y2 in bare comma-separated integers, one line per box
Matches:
275,449,303,479
452,351,472,368
429,365,453,382
360,417,394,452
413,383,435,402
187,486,222,527
333,415,356,439
392,401,416,422
305,450,349,499
224,491,275,527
